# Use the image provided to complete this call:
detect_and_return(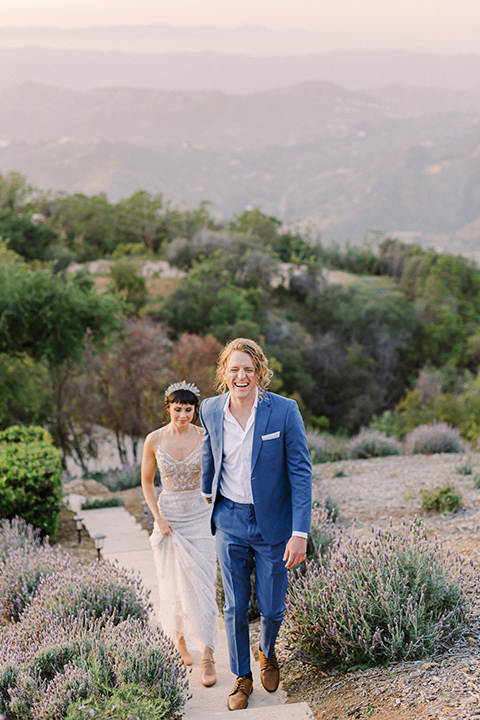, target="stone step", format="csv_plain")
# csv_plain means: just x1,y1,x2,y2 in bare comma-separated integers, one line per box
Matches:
65,492,313,720
190,702,313,719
